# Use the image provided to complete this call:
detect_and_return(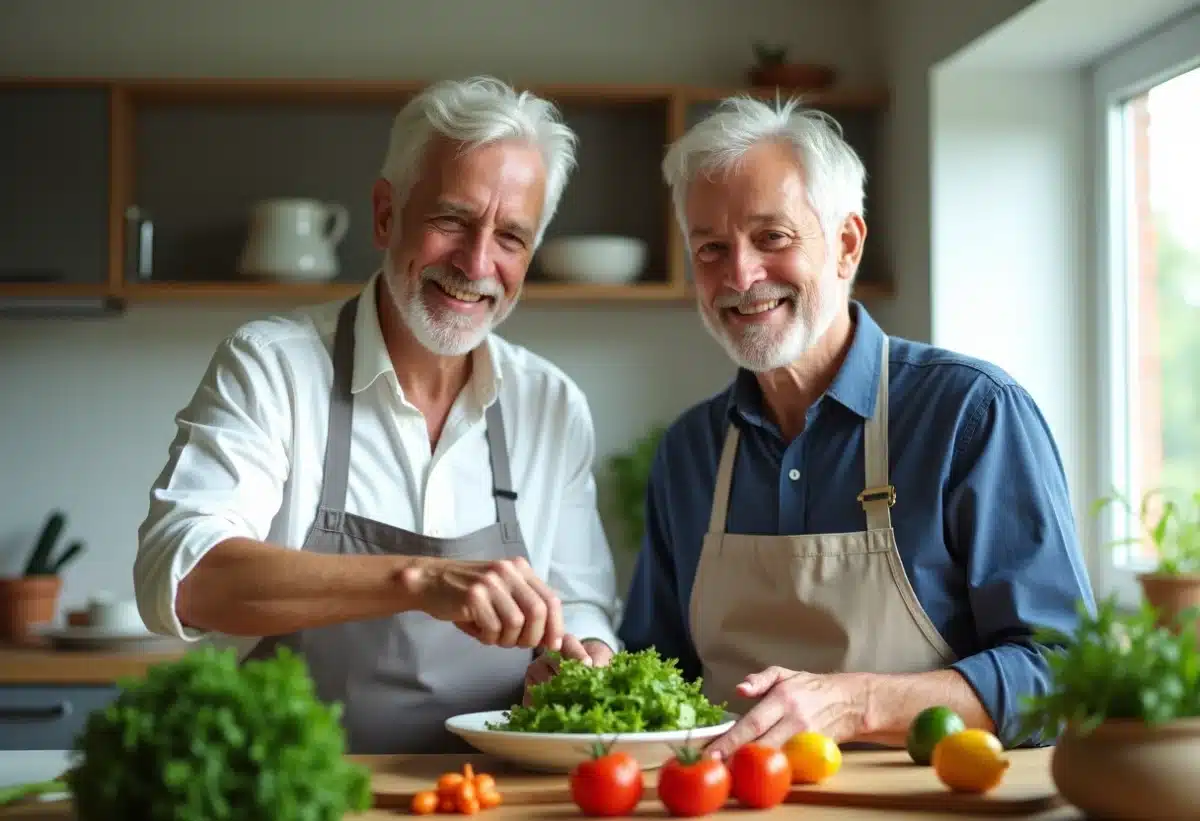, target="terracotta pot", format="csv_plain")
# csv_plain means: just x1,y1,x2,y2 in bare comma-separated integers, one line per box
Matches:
1052,717,1200,820
0,575,62,640
1139,572,1200,633
748,63,837,91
